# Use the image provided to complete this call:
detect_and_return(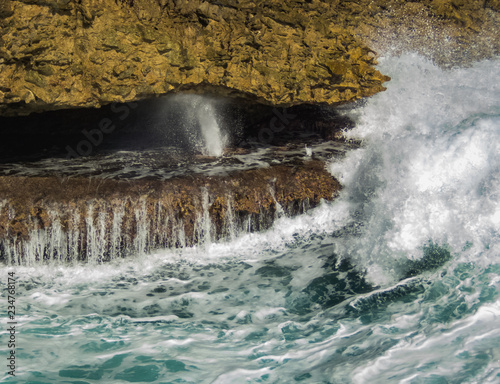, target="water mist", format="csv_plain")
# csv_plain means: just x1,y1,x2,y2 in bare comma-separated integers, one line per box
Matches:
158,94,228,156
